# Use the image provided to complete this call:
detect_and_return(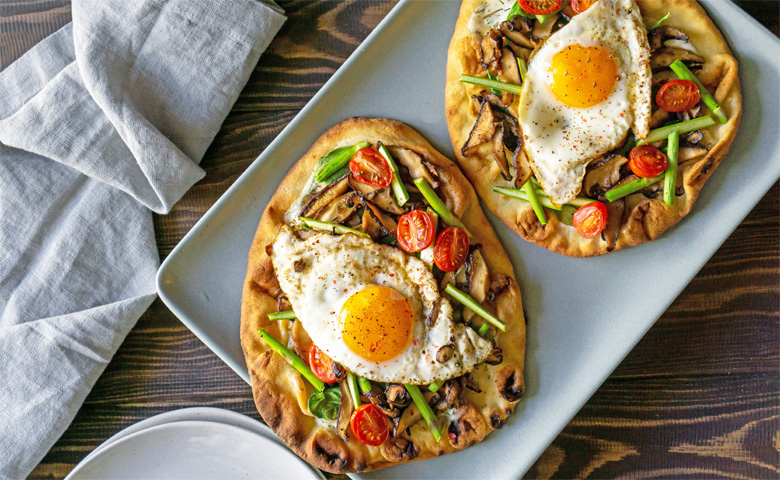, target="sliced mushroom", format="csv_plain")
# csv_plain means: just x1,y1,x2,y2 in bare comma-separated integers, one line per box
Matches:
437,379,463,410
499,48,522,87
649,108,673,129
499,20,535,49
685,130,703,144
436,344,456,364
491,124,513,181
512,148,533,189
348,174,381,198
483,347,503,366
370,187,406,215
336,380,354,440
462,101,496,156
380,436,417,461
496,366,525,402
464,375,481,393
650,47,704,71
395,401,422,436
651,70,678,89
466,248,489,304
479,28,503,69
531,13,560,43
299,174,349,218
583,154,629,199
360,199,397,239
601,198,625,252
313,192,359,224
678,143,709,162
375,404,401,418
388,147,439,188
676,102,703,123
648,25,689,52
385,384,412,409
448,405,486,450
487,273,511,302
